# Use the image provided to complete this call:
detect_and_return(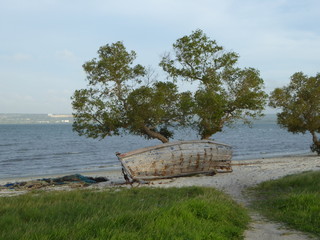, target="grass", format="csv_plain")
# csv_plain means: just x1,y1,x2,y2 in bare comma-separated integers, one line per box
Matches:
249,170,320,237
0,186,249,240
